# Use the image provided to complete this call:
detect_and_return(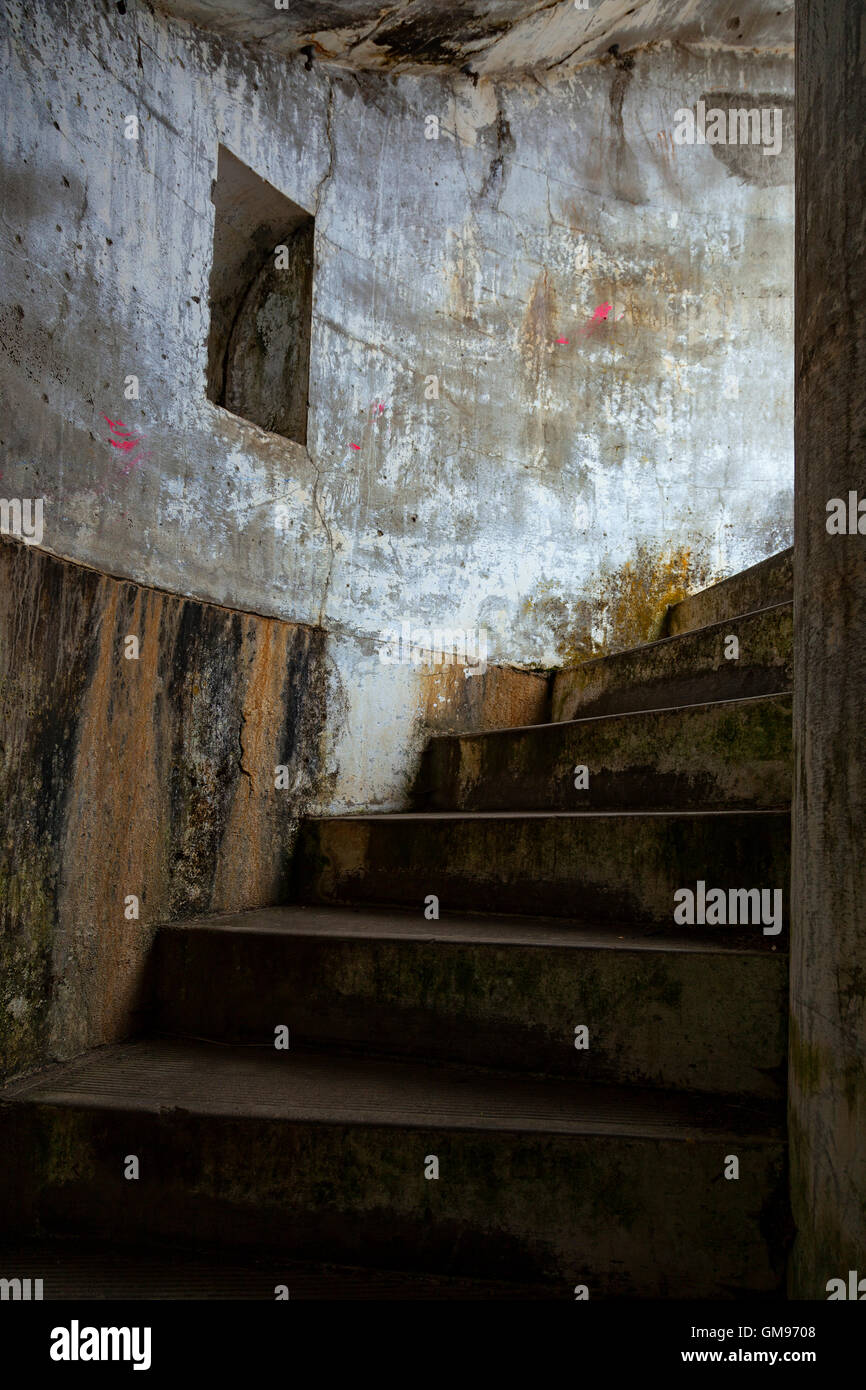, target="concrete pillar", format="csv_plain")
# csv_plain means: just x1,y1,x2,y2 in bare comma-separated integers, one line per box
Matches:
791,0,866,1297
